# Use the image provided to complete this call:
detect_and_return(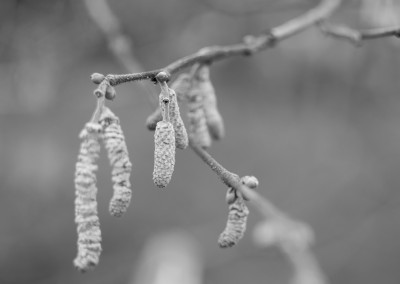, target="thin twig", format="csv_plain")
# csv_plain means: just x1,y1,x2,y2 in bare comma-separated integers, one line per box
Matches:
96,0,342,86
318,22,400,45
84,0,143,73
190,140,284,220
